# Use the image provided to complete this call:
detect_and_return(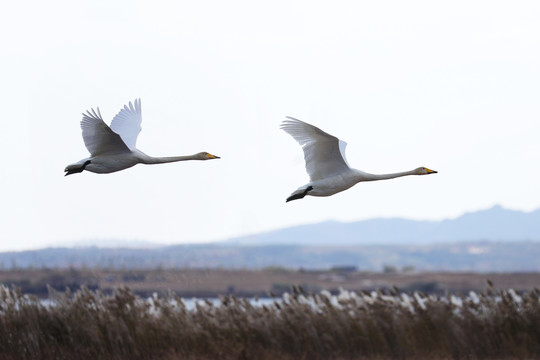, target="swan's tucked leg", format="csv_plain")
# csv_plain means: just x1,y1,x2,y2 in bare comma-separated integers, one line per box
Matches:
64,160,91,176
286,186,313,202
